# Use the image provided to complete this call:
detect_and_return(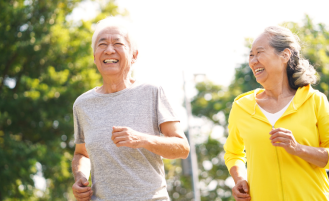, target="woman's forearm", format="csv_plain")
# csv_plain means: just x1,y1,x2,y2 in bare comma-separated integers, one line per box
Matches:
295,145,328,168
270,128,329,168
230,165,248,184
